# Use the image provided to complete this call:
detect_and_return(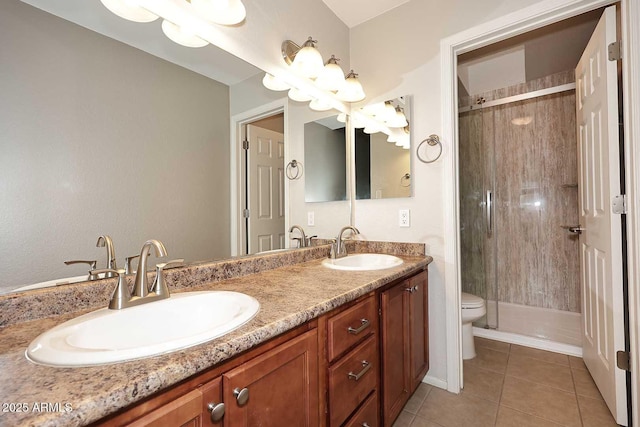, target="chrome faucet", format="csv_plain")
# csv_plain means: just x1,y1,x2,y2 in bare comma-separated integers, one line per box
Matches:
64,259,99,280
330,226,360,259
96,235,117,278
133,239,167,298
289,225,317,248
